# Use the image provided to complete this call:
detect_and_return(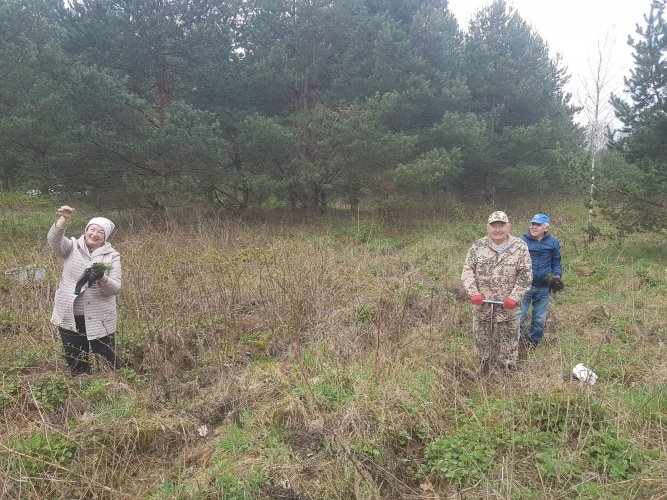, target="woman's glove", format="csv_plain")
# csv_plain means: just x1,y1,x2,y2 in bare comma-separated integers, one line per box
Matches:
74,269,91,295
89,268,105,283
74,268,105,295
